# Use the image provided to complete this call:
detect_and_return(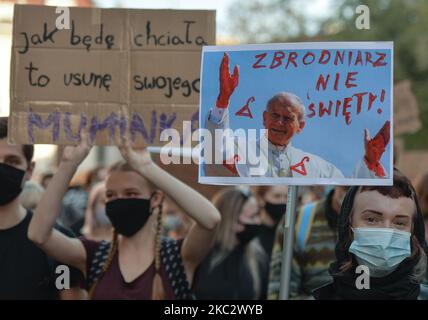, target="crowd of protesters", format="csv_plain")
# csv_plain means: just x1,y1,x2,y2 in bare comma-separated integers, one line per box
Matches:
0,116,428,300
